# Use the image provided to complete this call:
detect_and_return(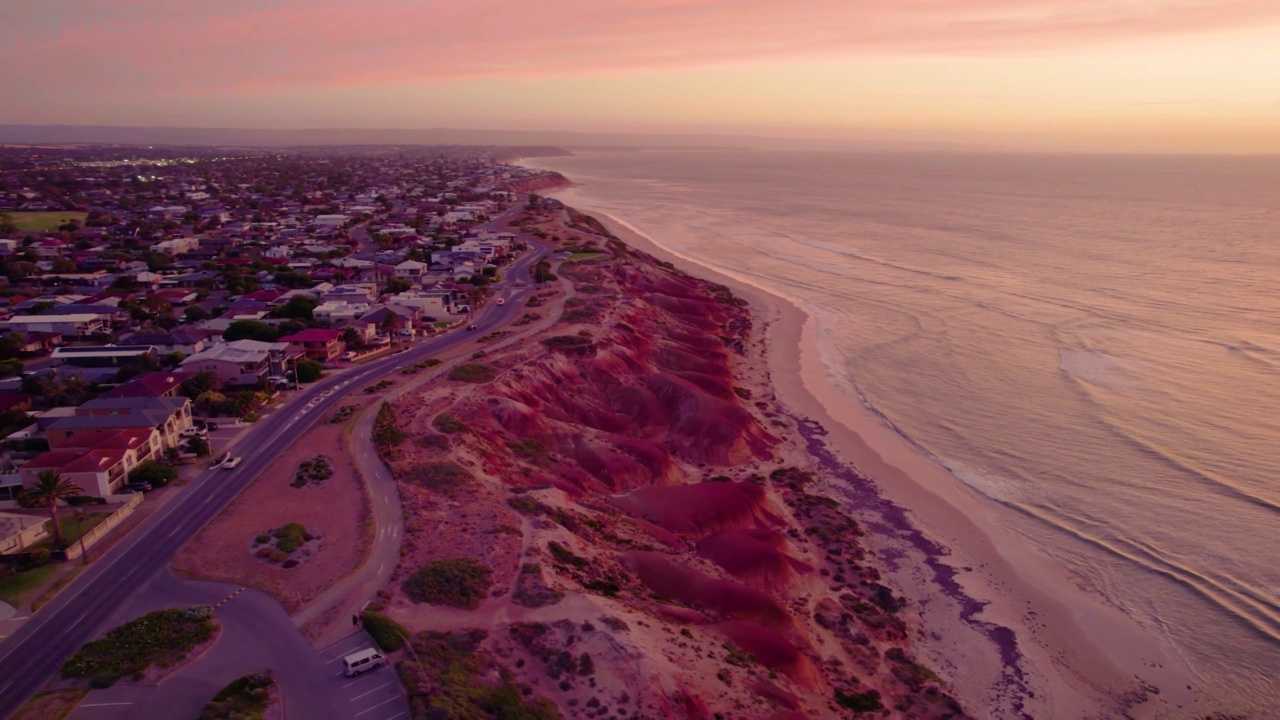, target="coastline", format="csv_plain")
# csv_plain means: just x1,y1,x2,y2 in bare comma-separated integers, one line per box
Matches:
531,177,1196,717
